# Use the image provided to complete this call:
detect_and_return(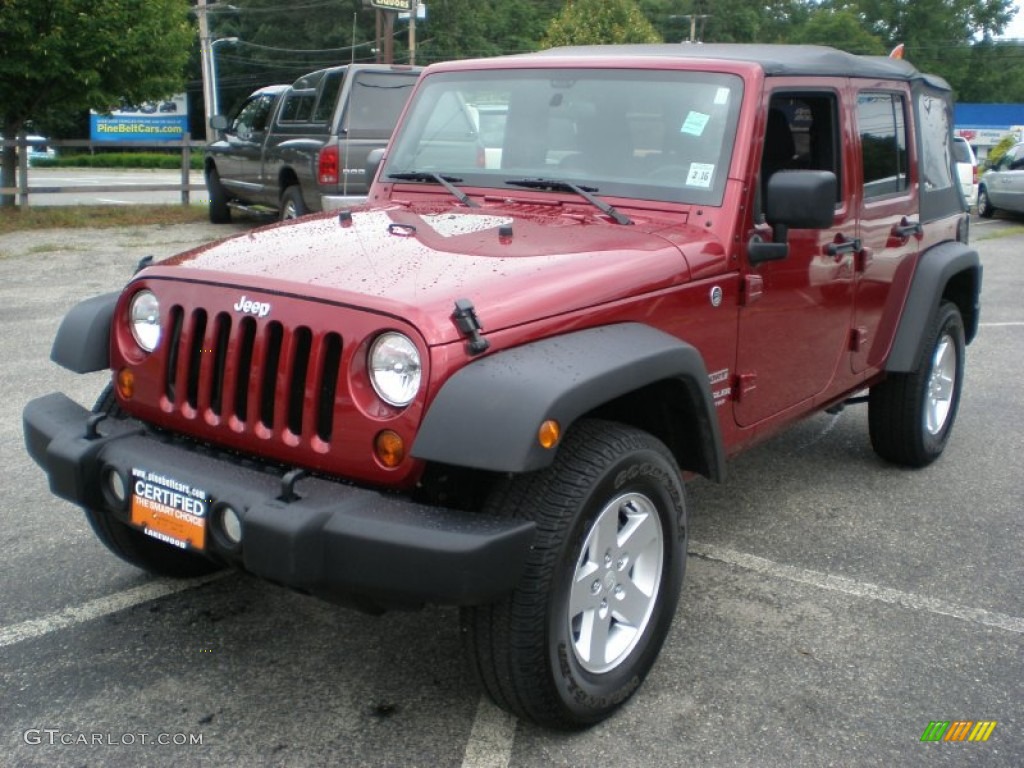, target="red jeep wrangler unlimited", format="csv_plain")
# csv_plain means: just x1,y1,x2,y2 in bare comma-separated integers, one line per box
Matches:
24,45,980,729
